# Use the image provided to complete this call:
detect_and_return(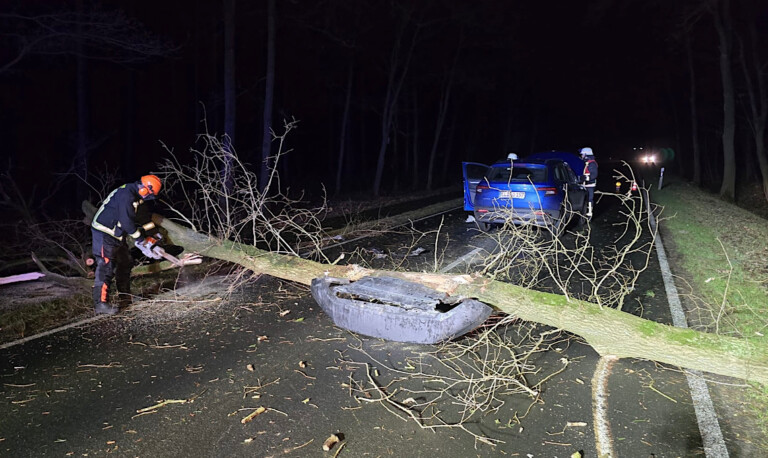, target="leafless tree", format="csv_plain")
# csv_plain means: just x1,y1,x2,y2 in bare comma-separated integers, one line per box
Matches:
259,0,277,193
372,5,420,196
0,5,177,200
222,0,237,197
709,0,738,200
737,4,768,203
